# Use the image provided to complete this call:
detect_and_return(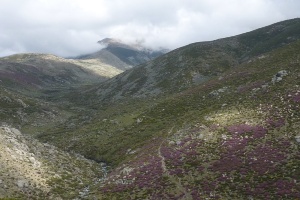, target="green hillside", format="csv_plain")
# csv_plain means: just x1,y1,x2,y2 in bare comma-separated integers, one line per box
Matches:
0,18,299,199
